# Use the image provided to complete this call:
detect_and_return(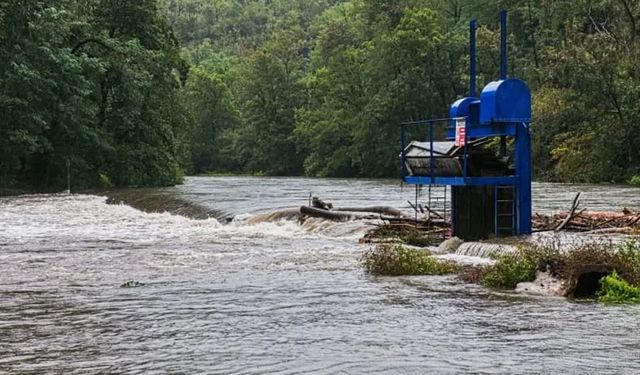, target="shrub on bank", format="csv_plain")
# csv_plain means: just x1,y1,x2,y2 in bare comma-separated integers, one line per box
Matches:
361,238,640,303
362,244,459,276
598,271,640,304
615,240,640,285
480,252,537,288
628,175,640,186
521,240,640,285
